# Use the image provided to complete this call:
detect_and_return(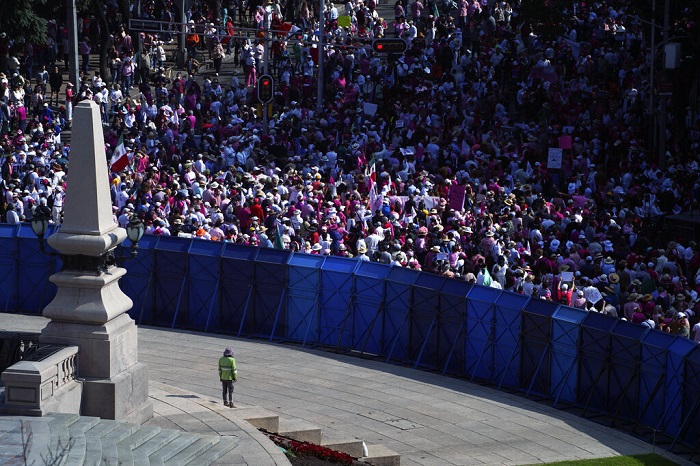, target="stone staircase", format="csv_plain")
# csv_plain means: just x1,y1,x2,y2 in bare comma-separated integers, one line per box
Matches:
149,382,400,466
14,412,239,466
234,406,400,466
